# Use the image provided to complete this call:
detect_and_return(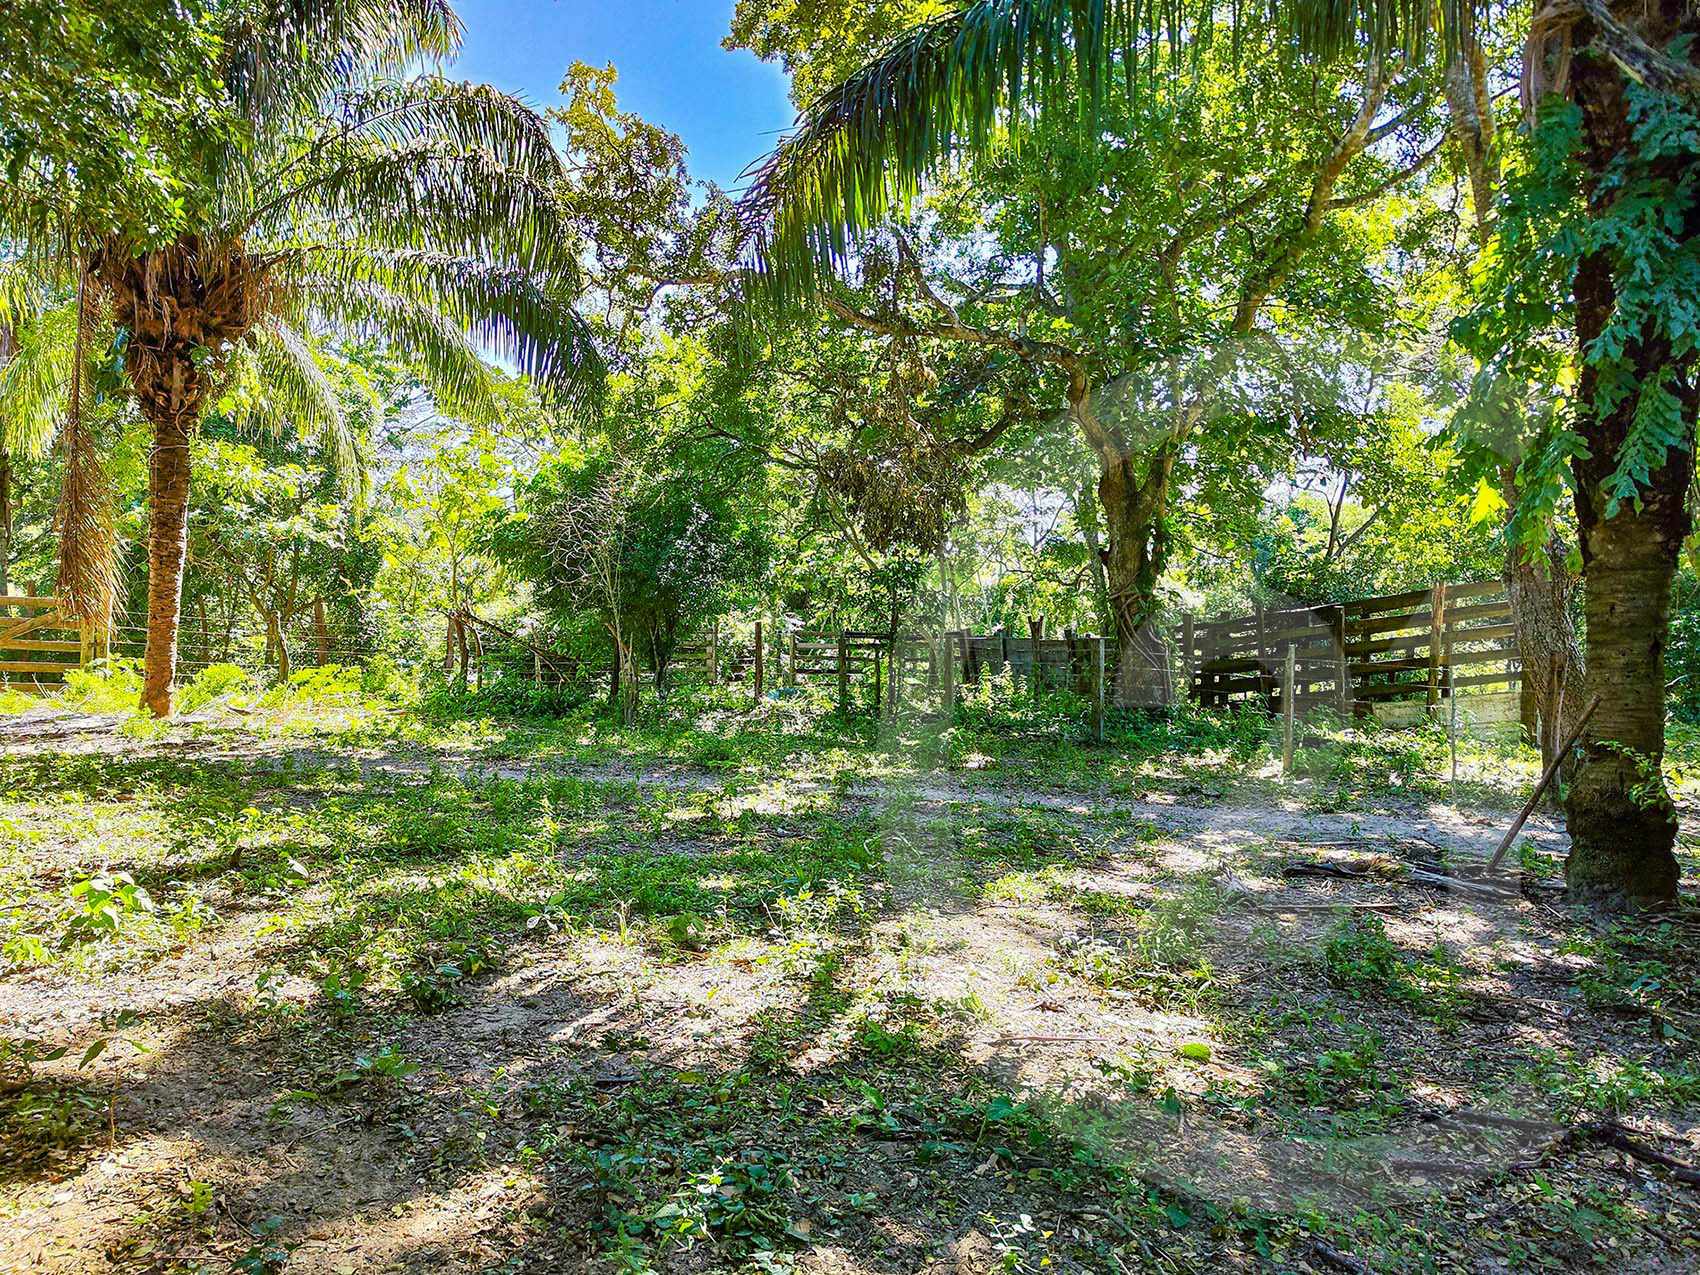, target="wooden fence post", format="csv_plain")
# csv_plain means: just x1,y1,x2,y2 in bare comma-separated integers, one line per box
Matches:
708,618,719,686
1182,615,1195,703
1427,583,1448,710
940,635,956,716
1029,617,1044,703
1331,605,1351,719
787,631,797,687
754,621,764,705
1092,637,1106,743
888,640,902,718
1254,602,1268,706
872,646,882,713
836,632,849,714
1282,642,1296,775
